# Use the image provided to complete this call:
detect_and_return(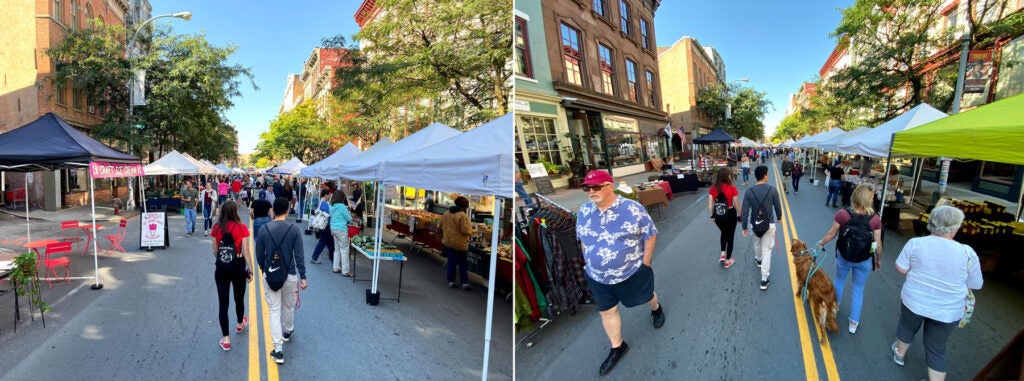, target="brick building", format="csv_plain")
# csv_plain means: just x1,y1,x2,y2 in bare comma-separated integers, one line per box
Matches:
539,0,667,177
0,0,149,210
658,36,724,157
